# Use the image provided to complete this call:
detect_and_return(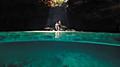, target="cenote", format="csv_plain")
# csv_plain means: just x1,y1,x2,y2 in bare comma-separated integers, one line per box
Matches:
0,31,120,67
